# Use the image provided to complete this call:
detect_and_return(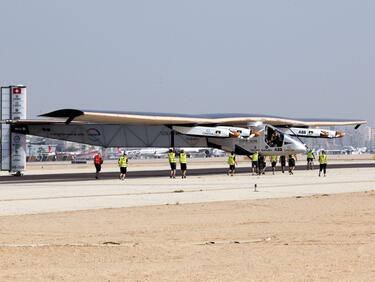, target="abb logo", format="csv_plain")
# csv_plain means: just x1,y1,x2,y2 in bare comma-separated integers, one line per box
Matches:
12,87,22,94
